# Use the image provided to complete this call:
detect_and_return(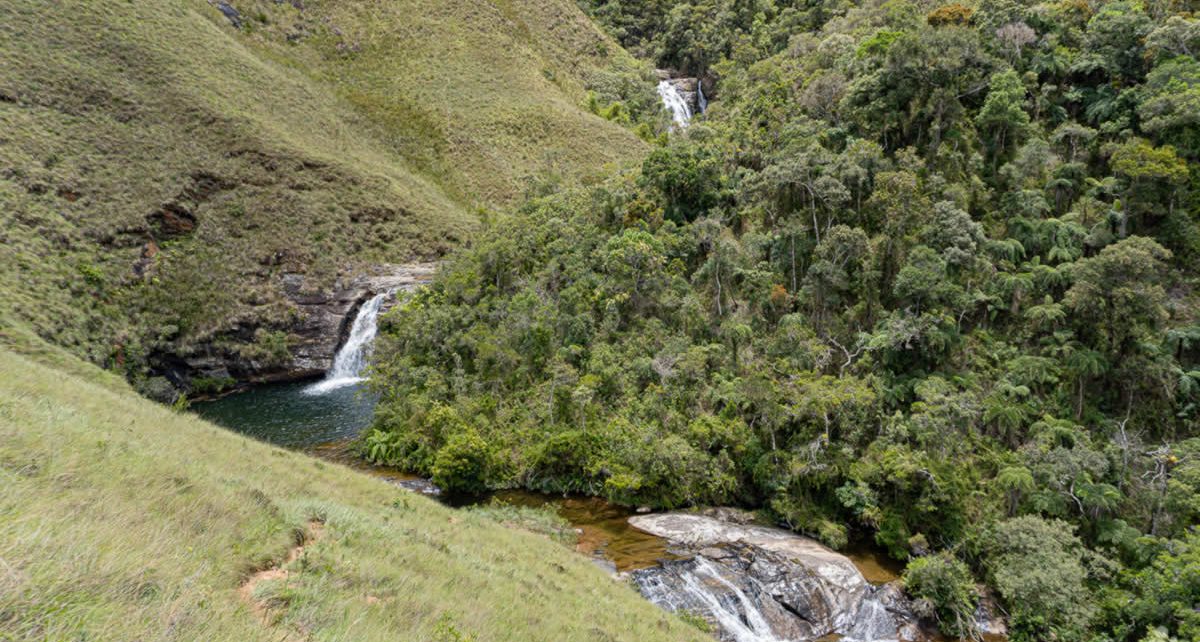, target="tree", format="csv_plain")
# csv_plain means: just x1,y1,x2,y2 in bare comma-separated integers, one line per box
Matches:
1138,57,1200,158
1109,138,1189,235
1122,533,1200,641
987,516,1095,641
640,140,722,224
976,69,1031,169
1063,236,1171,362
